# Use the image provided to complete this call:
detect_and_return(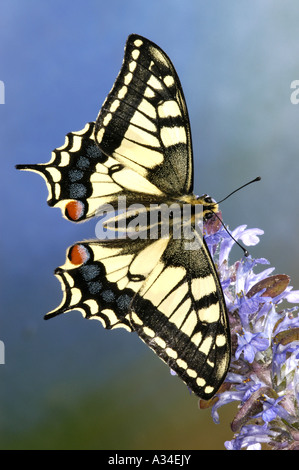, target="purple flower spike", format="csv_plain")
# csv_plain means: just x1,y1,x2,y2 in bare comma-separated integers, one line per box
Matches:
201,222,299,450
